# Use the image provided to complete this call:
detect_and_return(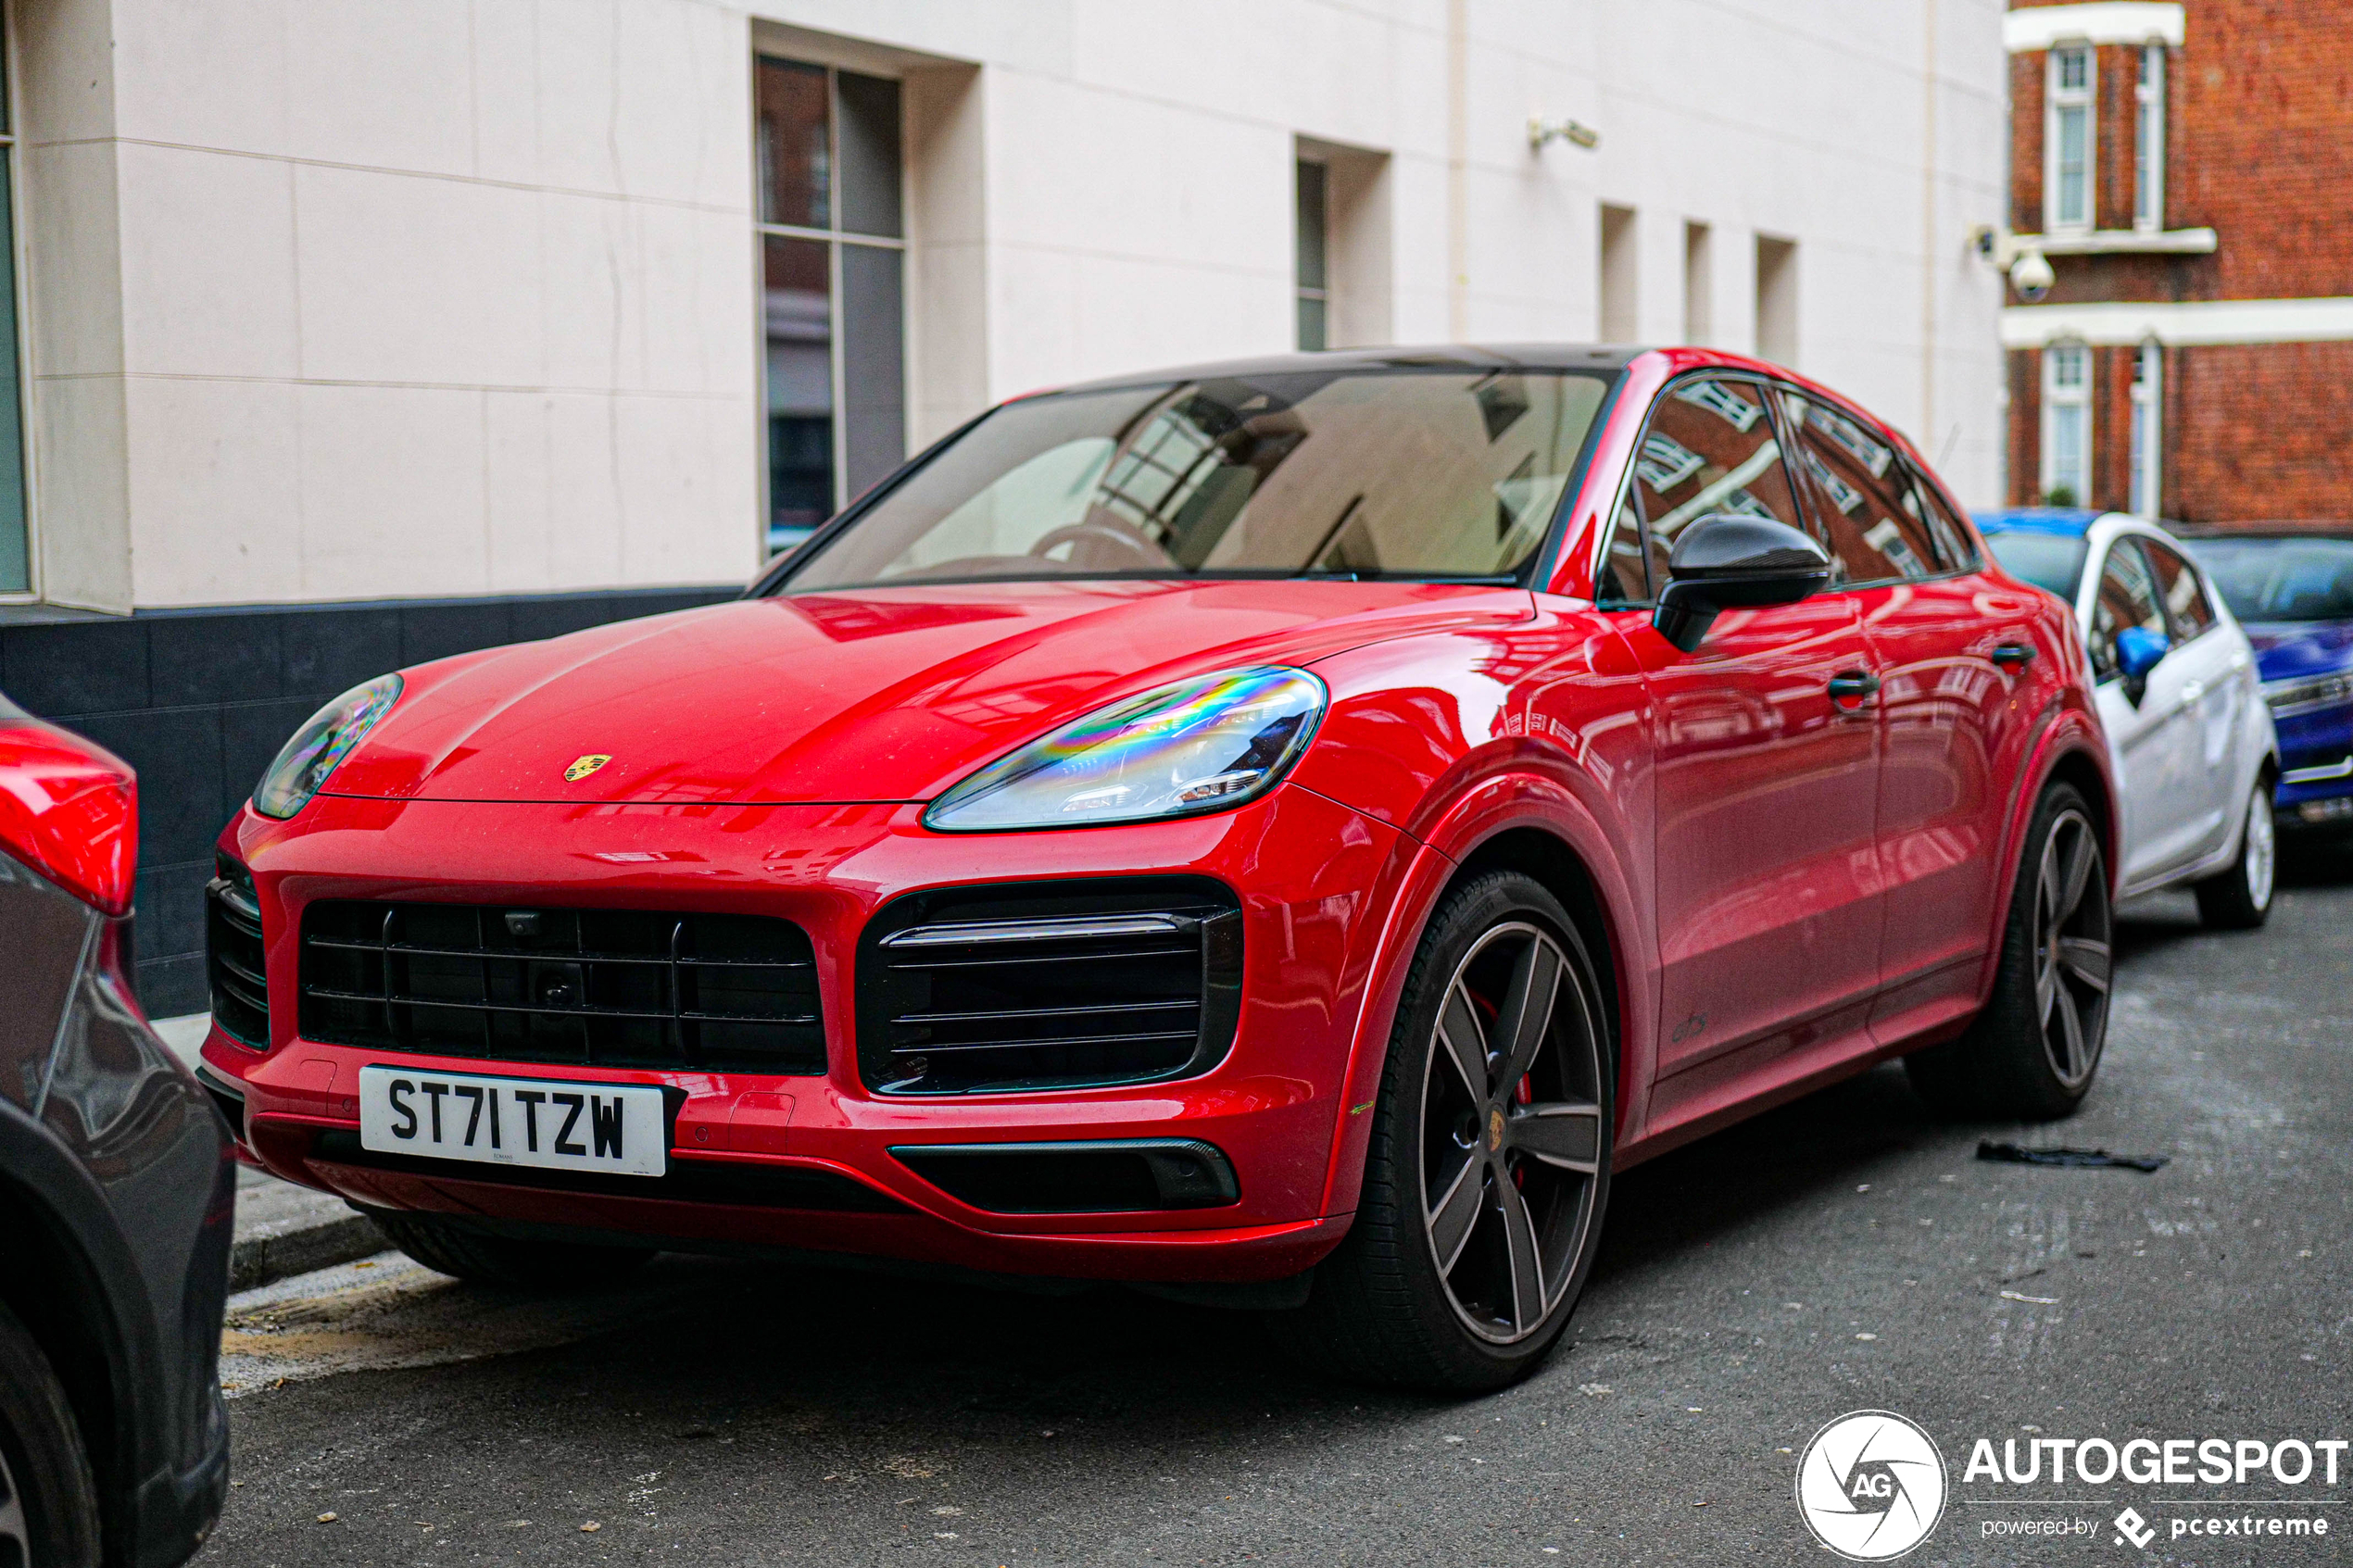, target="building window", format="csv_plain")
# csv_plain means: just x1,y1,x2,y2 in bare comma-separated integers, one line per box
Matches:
2133,44,2165,232
2129,339,2161,518
2043,342,2091,505
0,13,27,599
1295,159,1327,350
1682,220,1712,344
756,57,905,557
1755,234,1798,365
2046,44,2095,233
1599,205,1637,341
